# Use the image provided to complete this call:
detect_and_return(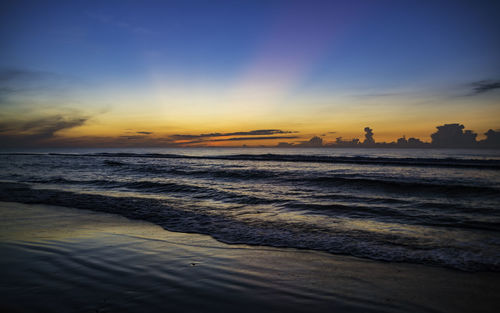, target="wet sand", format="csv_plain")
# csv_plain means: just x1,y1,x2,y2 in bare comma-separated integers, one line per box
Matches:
1,201,499,313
